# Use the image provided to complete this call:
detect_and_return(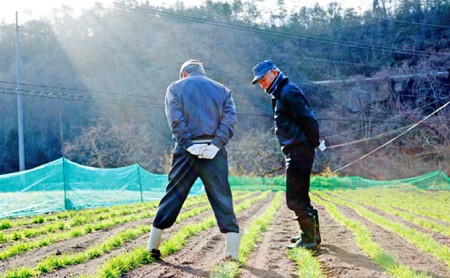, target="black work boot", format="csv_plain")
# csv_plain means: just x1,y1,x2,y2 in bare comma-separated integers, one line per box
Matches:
286,215,317,251
312,209,321,245
150,249,161,259
291,209,321,245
